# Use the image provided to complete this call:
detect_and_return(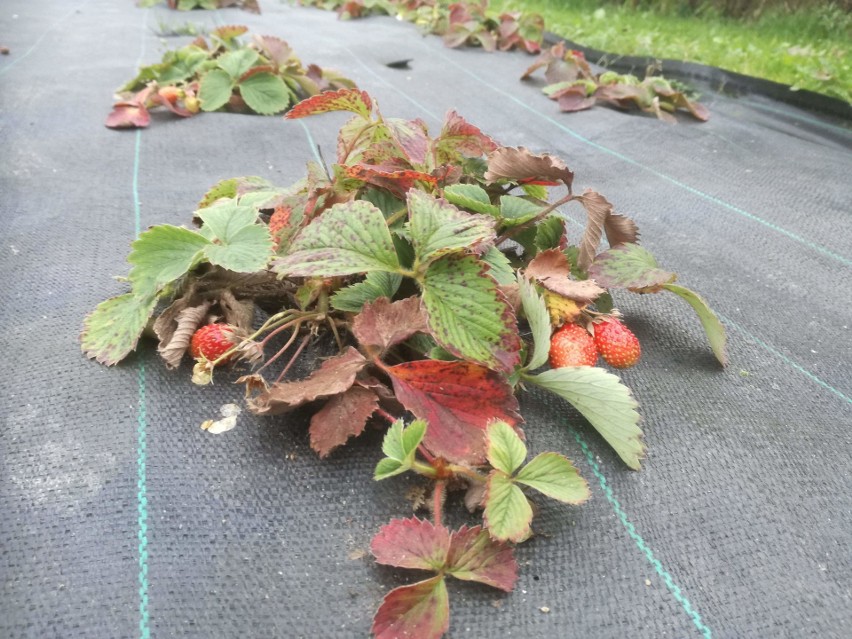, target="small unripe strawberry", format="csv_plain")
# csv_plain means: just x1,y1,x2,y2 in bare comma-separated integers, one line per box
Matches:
184,95,200,114
593,318,640,369
549,323,598,368
190,323,238,363
158,86,182,105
